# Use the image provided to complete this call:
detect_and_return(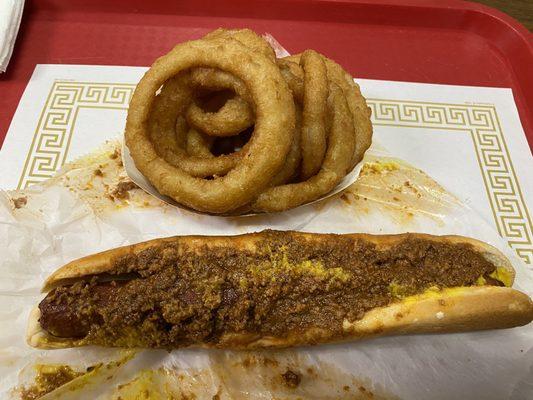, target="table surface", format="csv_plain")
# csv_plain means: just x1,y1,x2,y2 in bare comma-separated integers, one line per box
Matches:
471,0,533,30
